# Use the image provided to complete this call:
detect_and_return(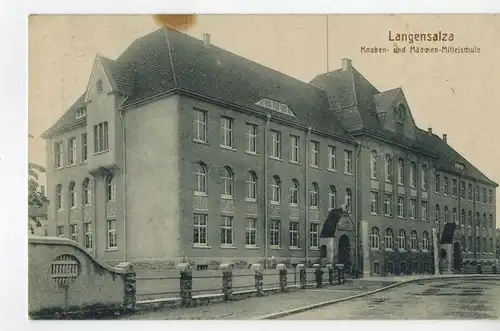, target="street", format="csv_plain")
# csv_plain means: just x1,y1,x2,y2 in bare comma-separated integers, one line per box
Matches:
281,278,500,319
